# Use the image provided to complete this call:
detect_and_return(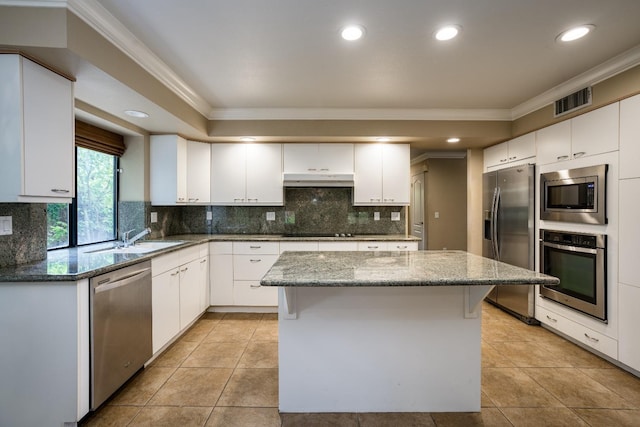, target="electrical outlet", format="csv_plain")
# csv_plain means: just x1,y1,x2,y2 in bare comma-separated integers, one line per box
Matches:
391,212,400,221
374,212,380,221
206,211,213,221
266,211,276,221
0,216,12,235
150,212,158,223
